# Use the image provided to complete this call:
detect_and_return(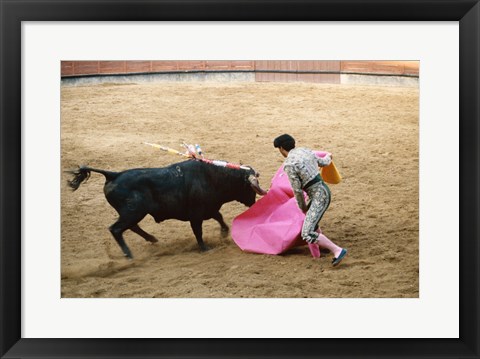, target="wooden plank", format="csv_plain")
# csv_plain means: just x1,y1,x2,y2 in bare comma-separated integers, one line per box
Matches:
230,60,255,70
61,61,74,76
403,61,420,75
371,61,405,75
285,61,298,82
341,61,419,76
255,72,269,82
177,61,206,71
320,60,341,71
99,61,127,74
254,60,269,71
205,61,231,70
274,60,285,82
125,61,152,73
151,61,179,72
255,61,274,82
73,61,100,75
341,61,371,73
254,61,343,82
297,60,341,72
